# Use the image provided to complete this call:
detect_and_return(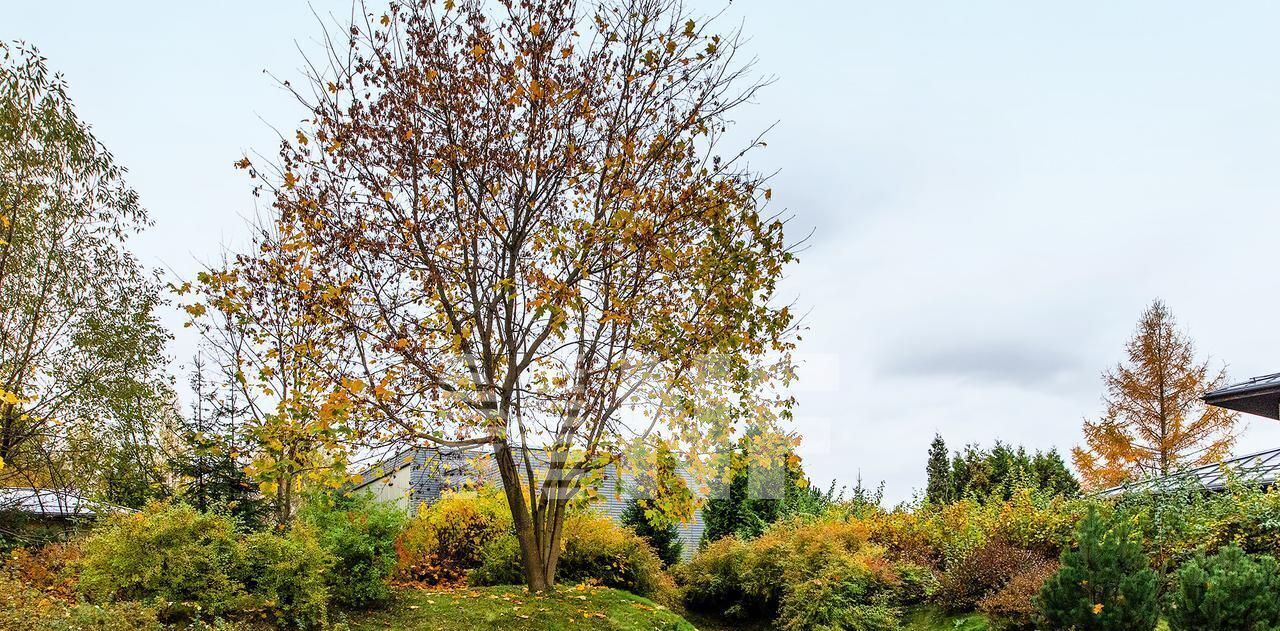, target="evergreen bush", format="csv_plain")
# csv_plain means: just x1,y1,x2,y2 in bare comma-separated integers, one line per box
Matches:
1166,545,1280,631
1036,507,1159,631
